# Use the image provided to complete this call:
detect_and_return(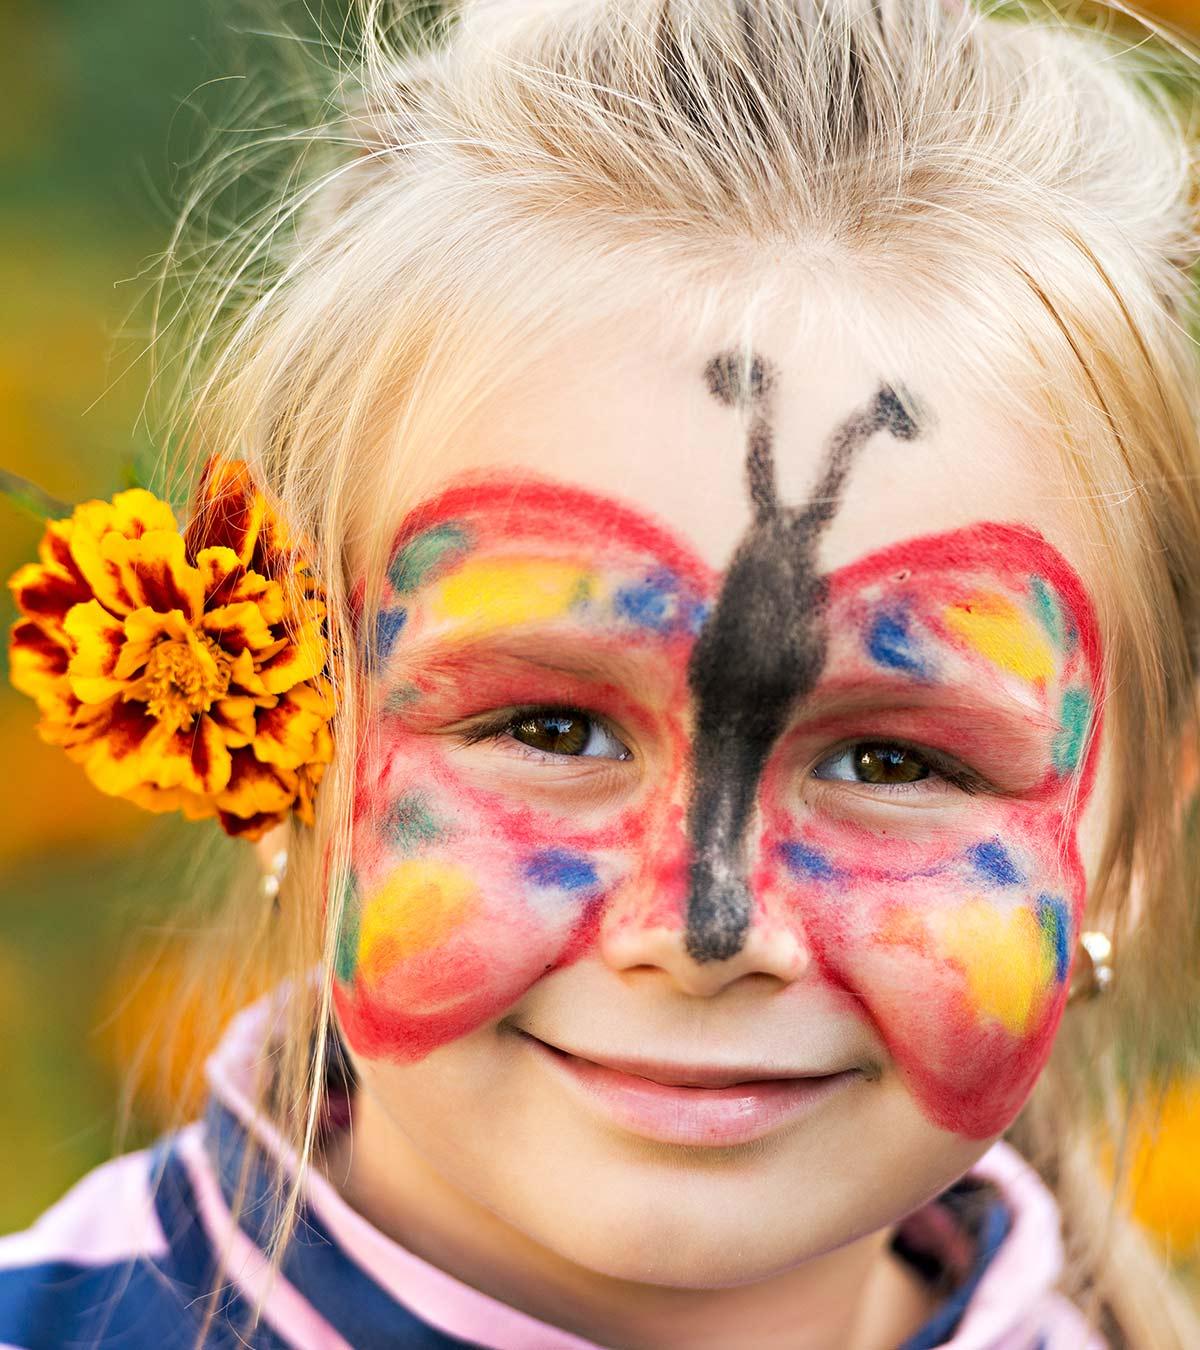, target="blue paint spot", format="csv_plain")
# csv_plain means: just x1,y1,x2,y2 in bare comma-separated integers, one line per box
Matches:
780,841,838,882
374,607,408,663
866,607,928,677
525,849,599,893
1037,893,1071,983
967,839,1022,887
614,568,694,635
686,598,711,635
